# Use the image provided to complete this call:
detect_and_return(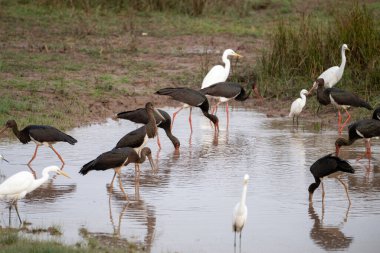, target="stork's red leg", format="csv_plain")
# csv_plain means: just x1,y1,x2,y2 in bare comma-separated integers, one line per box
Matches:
156,134,162,150
28,144,40,165
171,107,183,130
49,145,65,164
117,171,128,200
339,108,351,133
189,107,193,133
337,111,342,134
